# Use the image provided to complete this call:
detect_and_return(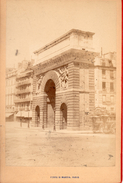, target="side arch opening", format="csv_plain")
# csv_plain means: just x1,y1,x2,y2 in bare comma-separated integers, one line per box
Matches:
60,103,67,129
35,105,40,127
